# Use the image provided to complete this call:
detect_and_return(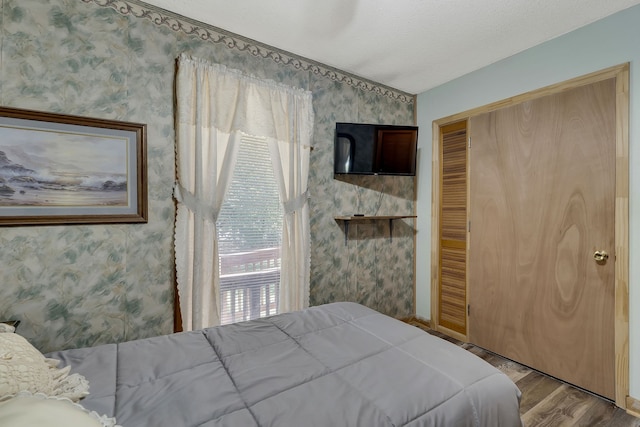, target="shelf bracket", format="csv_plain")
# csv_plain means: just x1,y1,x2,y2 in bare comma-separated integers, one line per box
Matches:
344,221,349,246
335,215,416,246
